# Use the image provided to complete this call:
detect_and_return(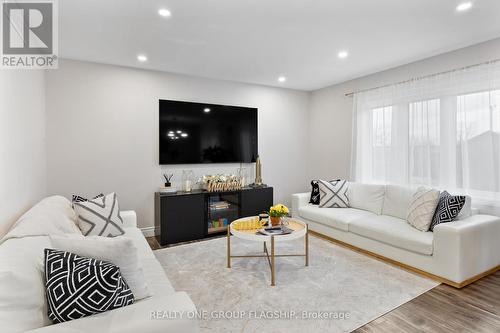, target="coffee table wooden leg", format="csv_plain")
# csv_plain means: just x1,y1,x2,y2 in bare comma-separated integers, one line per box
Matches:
227,227,231,268
271,235,275,286
305,224,309,267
